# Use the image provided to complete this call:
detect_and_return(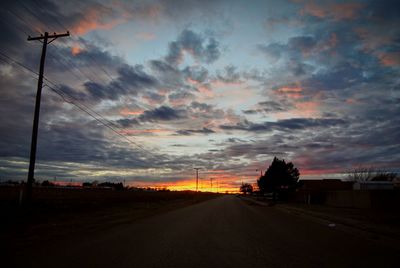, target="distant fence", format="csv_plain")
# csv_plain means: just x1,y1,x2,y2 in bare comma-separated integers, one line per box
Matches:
293,189,400,208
